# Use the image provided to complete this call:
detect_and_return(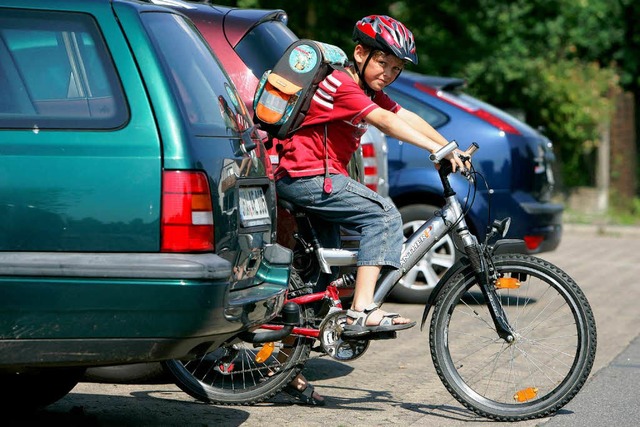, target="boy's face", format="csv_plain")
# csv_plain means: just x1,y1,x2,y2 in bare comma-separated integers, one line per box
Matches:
354,45,405,91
